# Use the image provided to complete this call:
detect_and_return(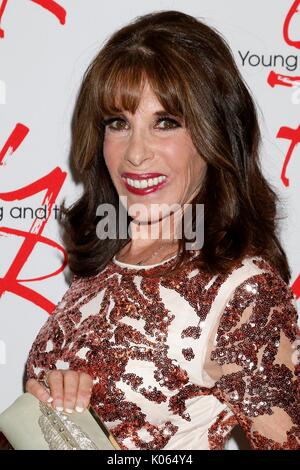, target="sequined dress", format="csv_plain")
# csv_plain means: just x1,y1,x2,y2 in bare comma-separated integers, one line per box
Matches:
26,251,300,450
